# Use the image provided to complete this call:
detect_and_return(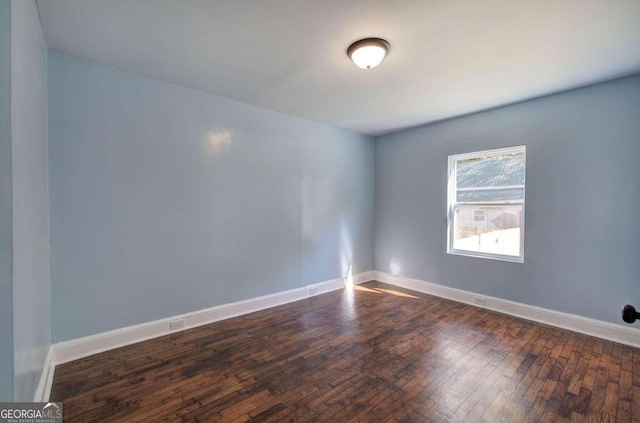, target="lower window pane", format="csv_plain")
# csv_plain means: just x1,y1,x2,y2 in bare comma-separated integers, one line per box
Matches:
452,205,522,257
